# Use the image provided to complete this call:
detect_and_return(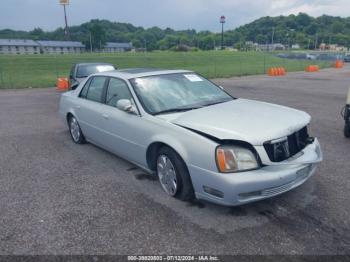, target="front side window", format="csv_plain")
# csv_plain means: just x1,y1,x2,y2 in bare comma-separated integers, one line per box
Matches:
130,73,233,115
85,77,106,103
106,78,132,107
